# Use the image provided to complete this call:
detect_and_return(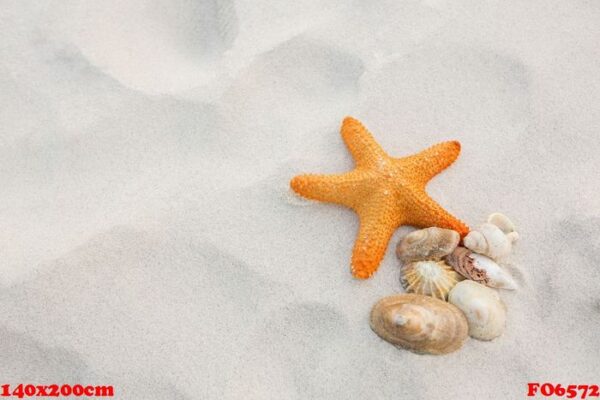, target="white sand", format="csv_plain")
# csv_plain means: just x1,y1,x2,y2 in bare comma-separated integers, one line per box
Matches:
1,1,599,398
